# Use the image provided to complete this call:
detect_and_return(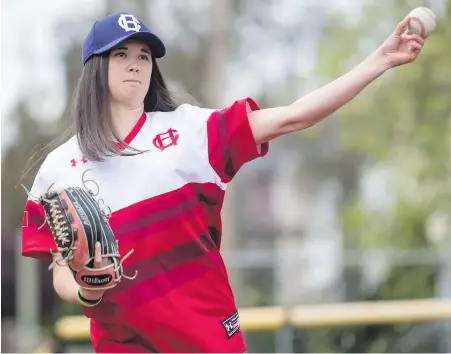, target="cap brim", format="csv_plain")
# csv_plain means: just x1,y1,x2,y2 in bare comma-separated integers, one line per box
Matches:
93,31,166,59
